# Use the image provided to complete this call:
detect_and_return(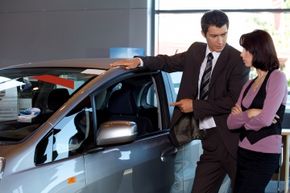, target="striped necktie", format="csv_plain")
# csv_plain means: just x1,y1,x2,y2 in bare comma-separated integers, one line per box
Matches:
200,53,214,100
